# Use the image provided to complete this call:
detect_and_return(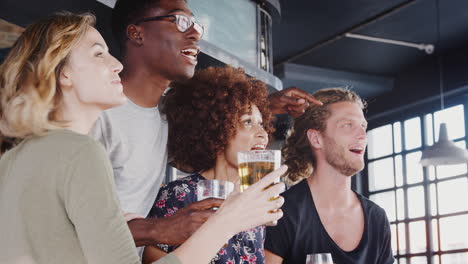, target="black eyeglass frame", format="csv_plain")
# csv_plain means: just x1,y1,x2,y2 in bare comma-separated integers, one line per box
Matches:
134,14,204,37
